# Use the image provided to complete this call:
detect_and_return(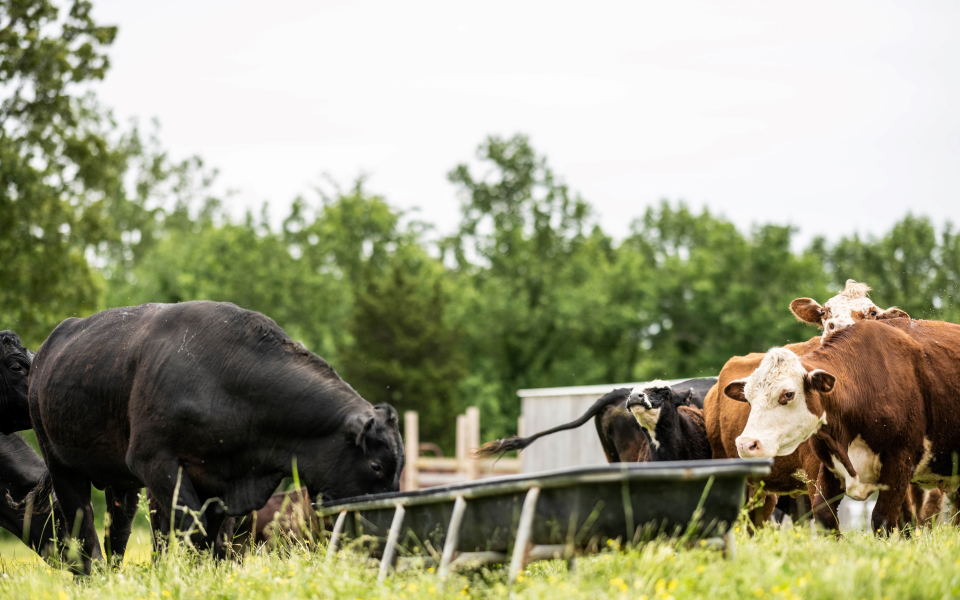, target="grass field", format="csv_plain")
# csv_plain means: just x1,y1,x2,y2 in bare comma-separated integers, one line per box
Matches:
1,522,959,599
